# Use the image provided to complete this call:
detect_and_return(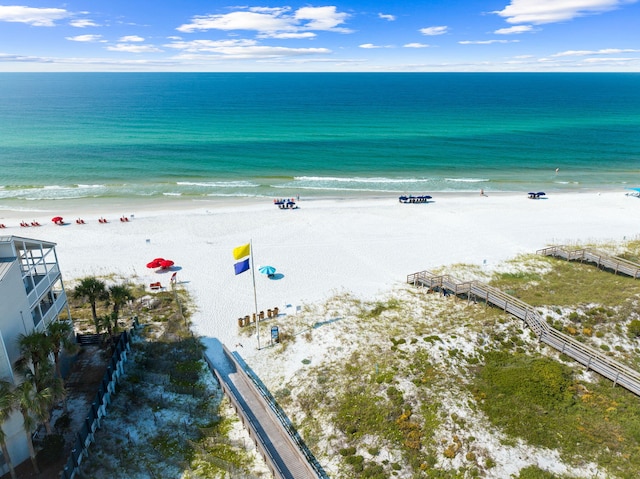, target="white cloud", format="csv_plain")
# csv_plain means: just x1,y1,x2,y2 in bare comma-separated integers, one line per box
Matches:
359,43,381,49
107,44,162,53
165,39,258,53
66,34,105,43
257,32,316,39
295,6,350,32
493,0,637,25
0,5,69,26
164,38,331,59
70,19,100,28
553,48,640,56
459,39,520,44
494,25,534,34
420,26,448,36
582,56,635,62
171,45,331,60
378,13,396,21
404,43,430,48
119,35,145,42
177,6,350,34
177,11,292,33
